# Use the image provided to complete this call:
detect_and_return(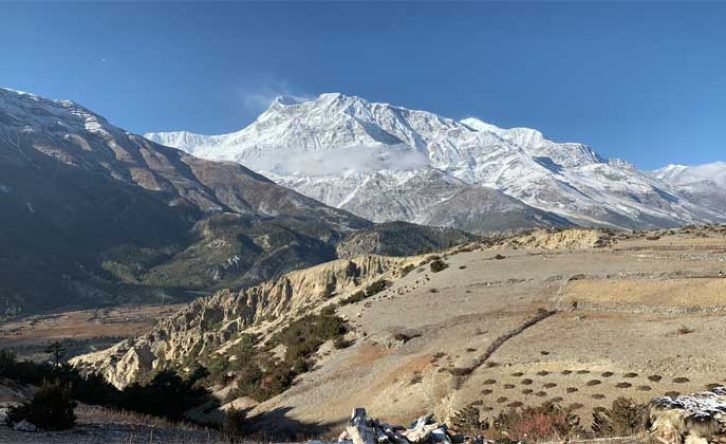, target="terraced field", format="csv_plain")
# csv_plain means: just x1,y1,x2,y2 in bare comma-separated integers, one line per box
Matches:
238,227,726,430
